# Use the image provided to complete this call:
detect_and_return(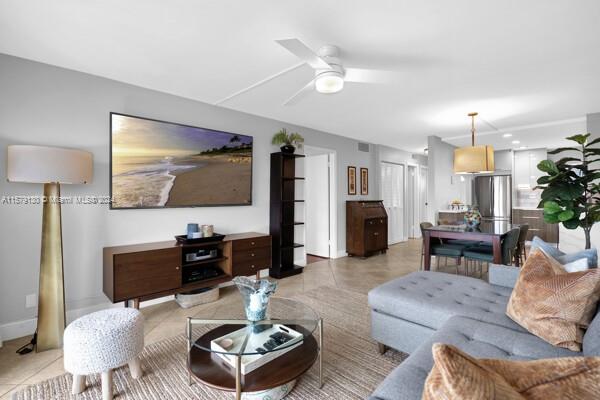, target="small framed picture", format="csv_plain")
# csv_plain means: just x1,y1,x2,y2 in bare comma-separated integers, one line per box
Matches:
348,166,357,195
360,168,368,195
